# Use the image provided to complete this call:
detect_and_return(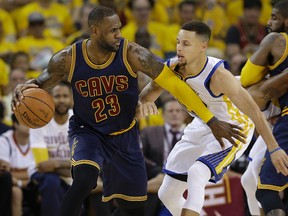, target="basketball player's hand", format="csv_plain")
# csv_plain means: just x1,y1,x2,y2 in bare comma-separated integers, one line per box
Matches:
136,101,158,119
11,79,39,111
208,117,246,148
270,149,288,176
